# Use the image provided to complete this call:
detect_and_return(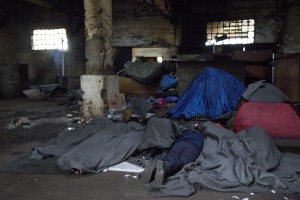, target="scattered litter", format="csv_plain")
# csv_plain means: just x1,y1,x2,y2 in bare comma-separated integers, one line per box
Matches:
243,198,249,200
124,174,138,180
9,117,31,128
66,114,73,118
34,178,38,181
108,161,144,173
103,168,108,172
23,88,41,98
108,109,123,121
71,117,82,123
67,127,75,131
250,192,254,195
232,196,239,199
284,197,289,200
146,113,155,119
271,190,276,193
